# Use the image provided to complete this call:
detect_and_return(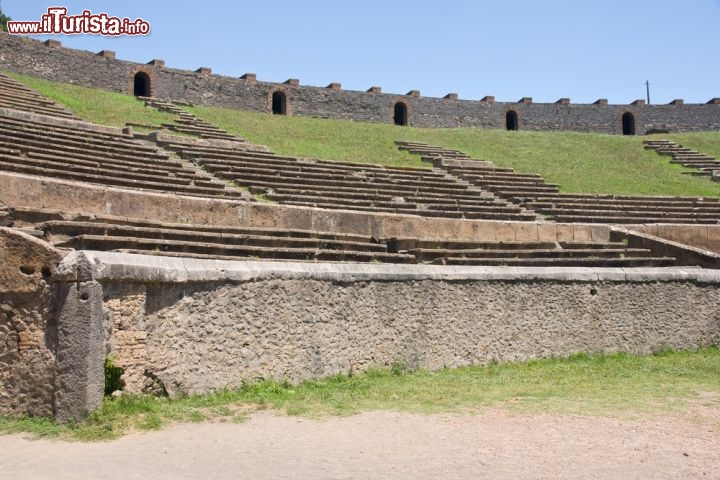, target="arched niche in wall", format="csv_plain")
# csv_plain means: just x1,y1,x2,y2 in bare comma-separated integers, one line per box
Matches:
127,67,156,97
392,101,409,126
269,89,289,115
505,110,519,131
621,112,636,135
133,72,151,97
